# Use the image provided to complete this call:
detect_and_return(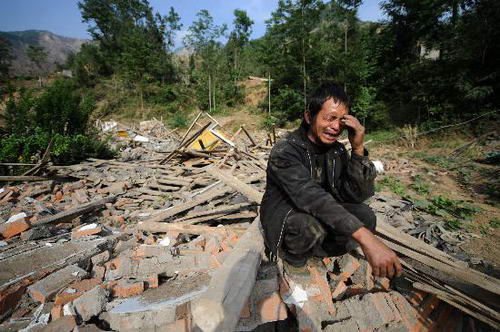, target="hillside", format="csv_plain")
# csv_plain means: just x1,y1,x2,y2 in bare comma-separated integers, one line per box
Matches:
0,30,87,76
